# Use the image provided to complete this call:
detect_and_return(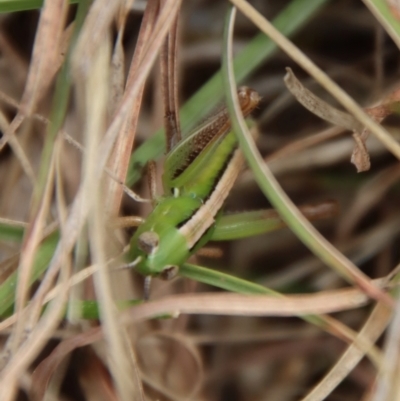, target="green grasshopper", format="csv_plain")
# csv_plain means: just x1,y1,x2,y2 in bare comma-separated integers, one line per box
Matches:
127,86,335,284
128,87,261,281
